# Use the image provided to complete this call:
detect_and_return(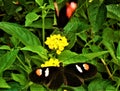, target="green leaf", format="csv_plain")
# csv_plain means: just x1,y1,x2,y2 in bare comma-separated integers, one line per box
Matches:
66,33,77,49
102,28,114,42
63,18,79,49
10,36,20,47
64,17,79,33
35,0,43,6
0,45,10,50
58,50,88,65
107,4,120,21
77,21,90,32
77,32,88,42
88,2,107,32
30,84,46,91
58,50,108,65
15,6,22,13
11,73,27,85
0,22,41,46
73,86,87,91
102,28,118,64
25,12,40,26
105,85,116,91
88,79,116,91
88,79,115,91
0,49,19,73
0,78,10,88
21,46,48,60
80,51,109,60
2,81,22,91
102,40,118,64
90,45,102,52
114,30,120,42
48,0,55,10
3,0,18,15
27,18,53,29
117,41,120,60
114,76,120,90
